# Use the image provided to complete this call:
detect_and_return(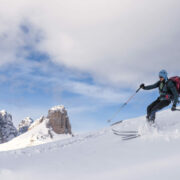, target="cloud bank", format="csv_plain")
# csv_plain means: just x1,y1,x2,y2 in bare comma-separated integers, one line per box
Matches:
0,0,180,88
